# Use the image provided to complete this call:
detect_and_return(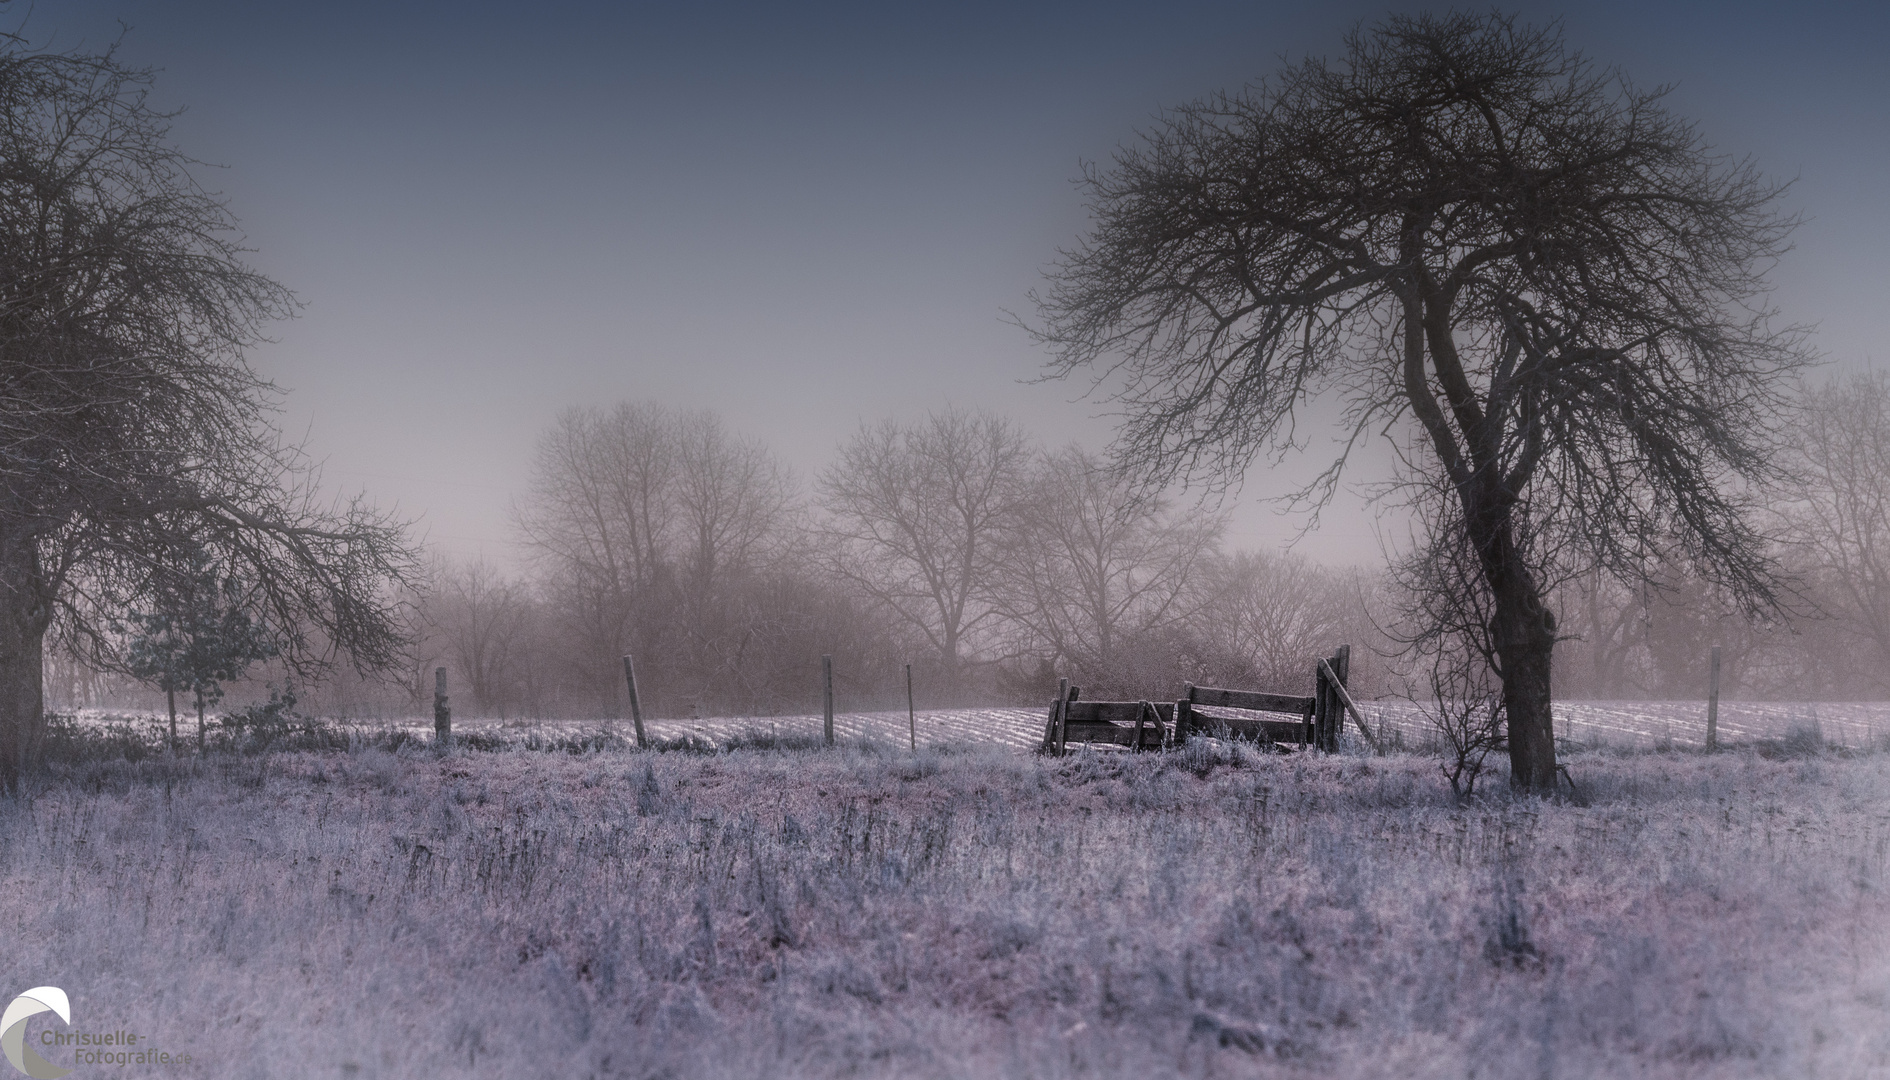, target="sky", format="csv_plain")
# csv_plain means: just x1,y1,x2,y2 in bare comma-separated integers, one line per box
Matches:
25,0,1890,569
